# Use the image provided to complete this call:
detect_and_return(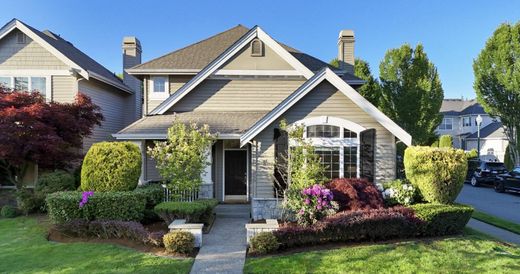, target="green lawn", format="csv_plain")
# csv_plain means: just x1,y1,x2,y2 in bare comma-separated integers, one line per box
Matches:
0,217,193,274
245,229,520,274
472,210,520,235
